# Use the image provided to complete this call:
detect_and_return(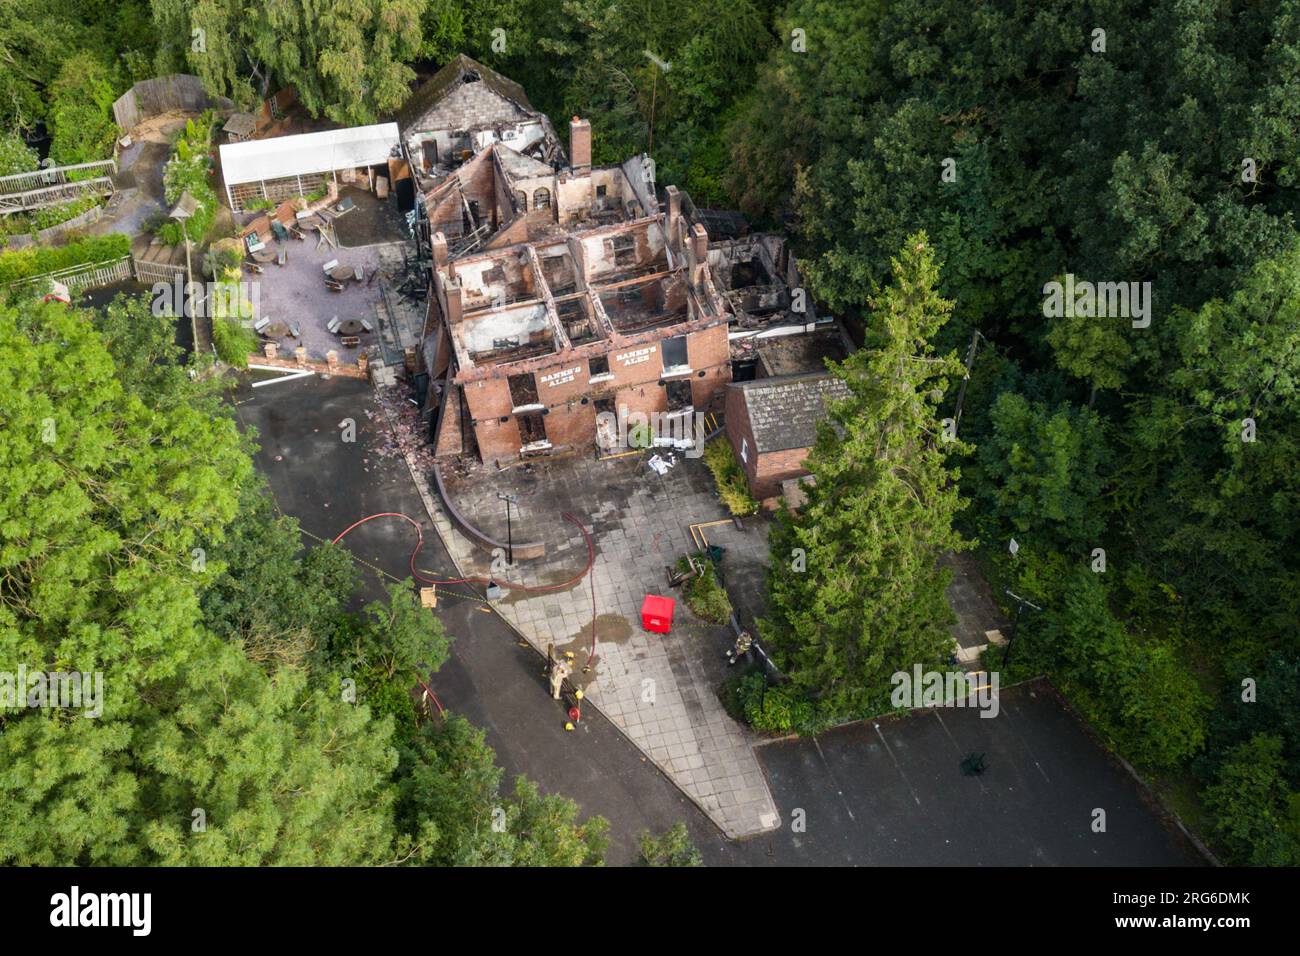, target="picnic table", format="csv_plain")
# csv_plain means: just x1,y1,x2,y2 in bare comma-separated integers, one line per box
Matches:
251,246,277,264
338,318,367,336
328,264,356,282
